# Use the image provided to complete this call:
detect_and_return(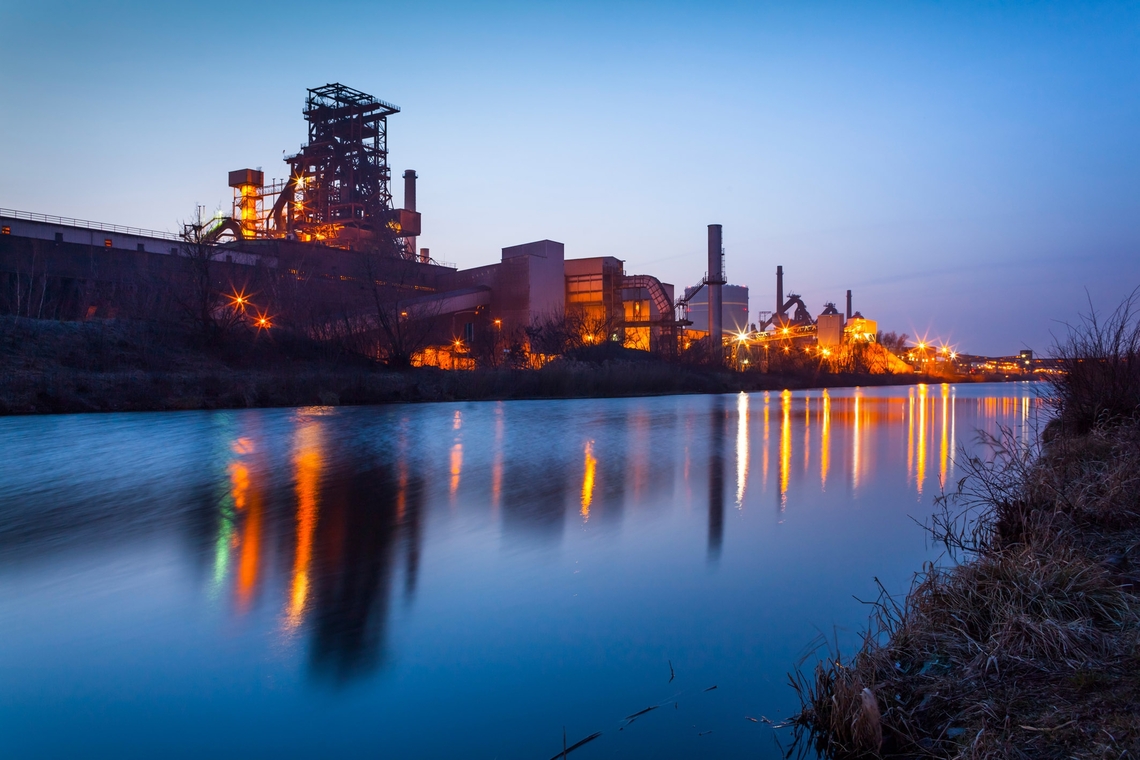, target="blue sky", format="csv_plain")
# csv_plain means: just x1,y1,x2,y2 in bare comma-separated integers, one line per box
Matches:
2,0,1138,354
